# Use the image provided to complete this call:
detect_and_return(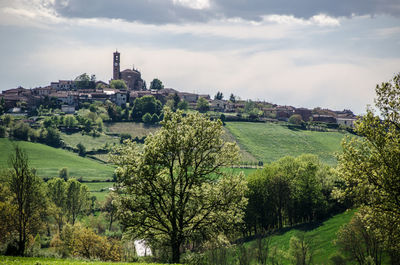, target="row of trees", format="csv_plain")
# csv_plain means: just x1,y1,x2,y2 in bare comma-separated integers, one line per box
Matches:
245,154,344,236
